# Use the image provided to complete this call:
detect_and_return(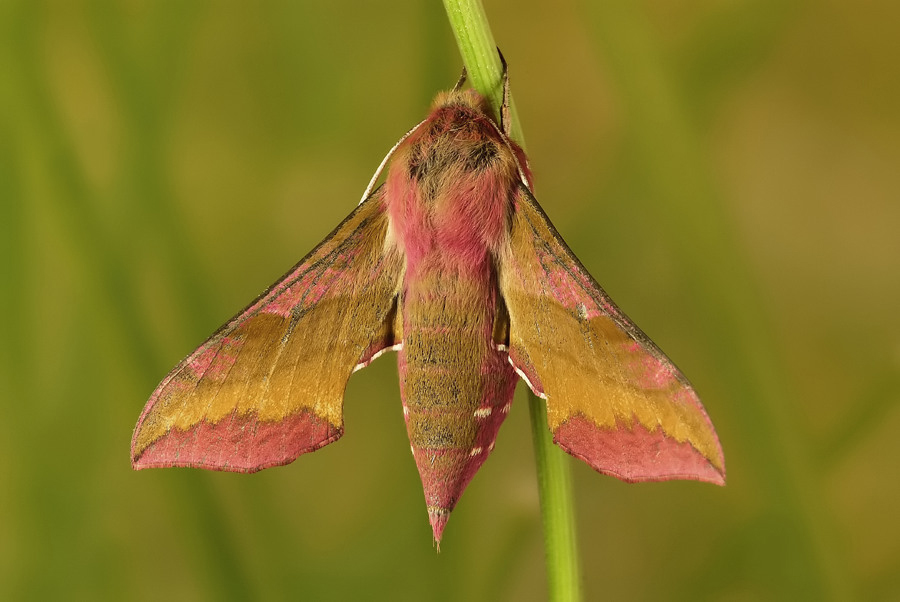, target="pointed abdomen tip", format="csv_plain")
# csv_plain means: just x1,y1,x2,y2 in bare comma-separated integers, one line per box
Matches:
427,506,451,544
